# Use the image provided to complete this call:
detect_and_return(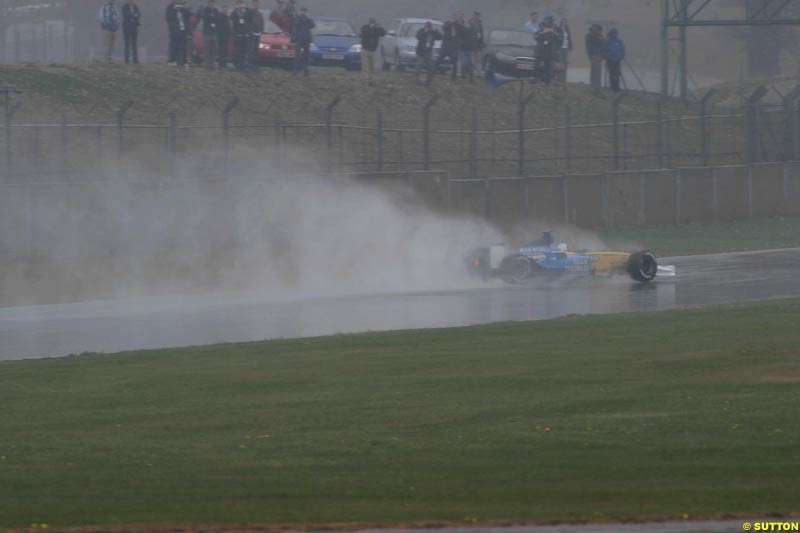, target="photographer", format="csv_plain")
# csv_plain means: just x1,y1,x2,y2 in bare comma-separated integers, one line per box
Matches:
292,7,315,76
249,0,265,68
198,0,222,69
415,21,442,86
359,18,386,86
121,0,140,64
230,0,253,69
535,16,561,84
